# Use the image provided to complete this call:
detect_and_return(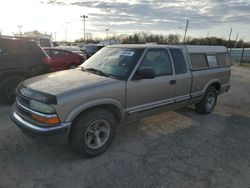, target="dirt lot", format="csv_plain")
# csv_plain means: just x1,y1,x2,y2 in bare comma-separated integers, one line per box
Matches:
0,66,250,188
